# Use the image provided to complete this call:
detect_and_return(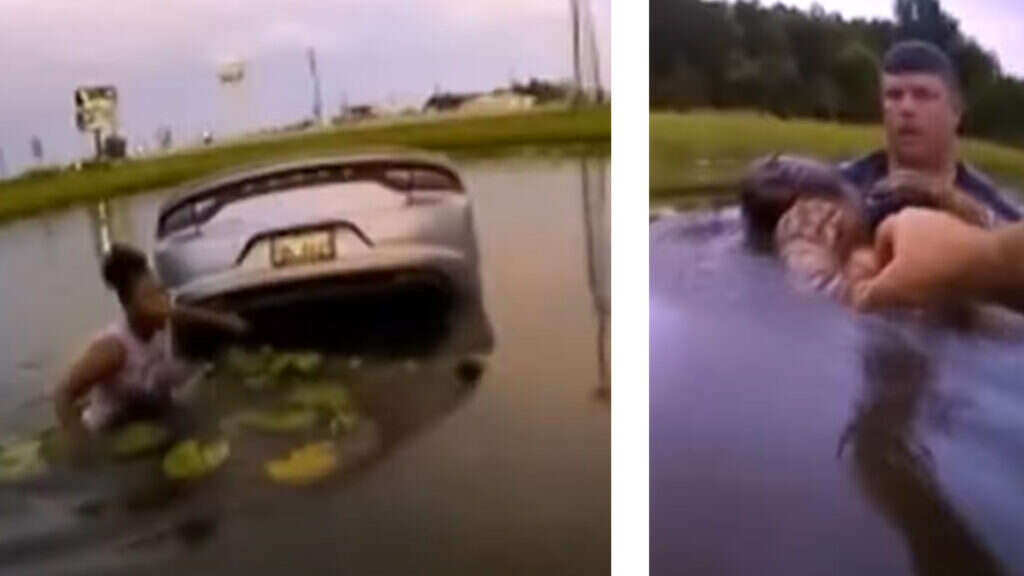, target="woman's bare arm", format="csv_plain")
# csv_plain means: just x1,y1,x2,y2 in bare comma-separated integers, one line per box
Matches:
56,337,124,432
171,304,248,335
